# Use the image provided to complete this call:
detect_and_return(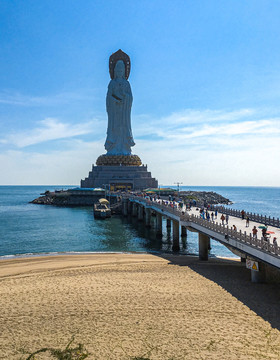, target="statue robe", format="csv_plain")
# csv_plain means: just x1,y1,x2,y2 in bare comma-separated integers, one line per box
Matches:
105,77,135,155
